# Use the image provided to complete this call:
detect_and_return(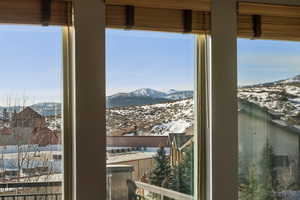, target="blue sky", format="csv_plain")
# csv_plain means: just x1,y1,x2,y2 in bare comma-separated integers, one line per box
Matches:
238,39,300,85
106,29,195,95
0,26,300,106
0,25,62,106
